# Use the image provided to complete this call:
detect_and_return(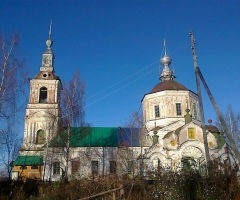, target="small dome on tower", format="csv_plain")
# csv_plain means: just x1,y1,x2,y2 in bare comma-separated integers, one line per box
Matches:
205,125,220,133
148,40,188,94
46,39,52,49
160,55,172,66
159,40,175,82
